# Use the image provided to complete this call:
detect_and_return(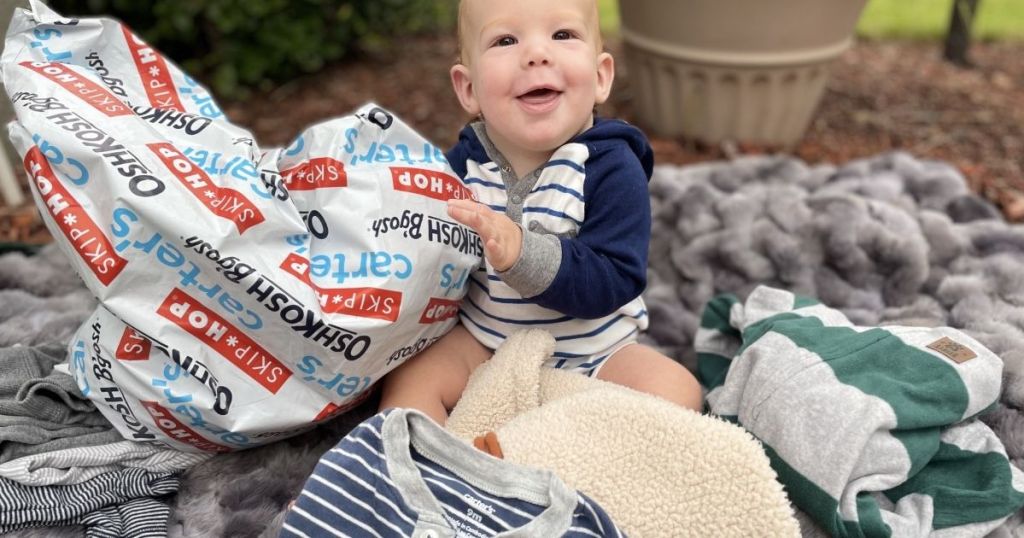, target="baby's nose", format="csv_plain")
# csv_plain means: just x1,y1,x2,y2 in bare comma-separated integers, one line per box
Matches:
523,41,552,67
